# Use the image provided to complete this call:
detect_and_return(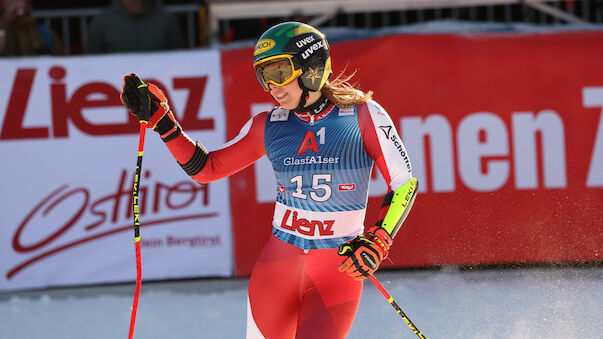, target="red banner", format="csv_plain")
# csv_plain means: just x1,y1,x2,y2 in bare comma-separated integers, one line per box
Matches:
222,31,603,276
